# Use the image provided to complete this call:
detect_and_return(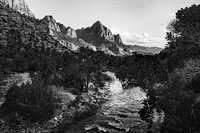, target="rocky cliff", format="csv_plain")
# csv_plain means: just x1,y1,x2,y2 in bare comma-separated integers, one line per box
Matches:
77,21,117,45
76,21,131,55
0,0,34,17
40,15,96,51
58,23,77,38
0,4,66,52
41,15,78,39
0,1,161,56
